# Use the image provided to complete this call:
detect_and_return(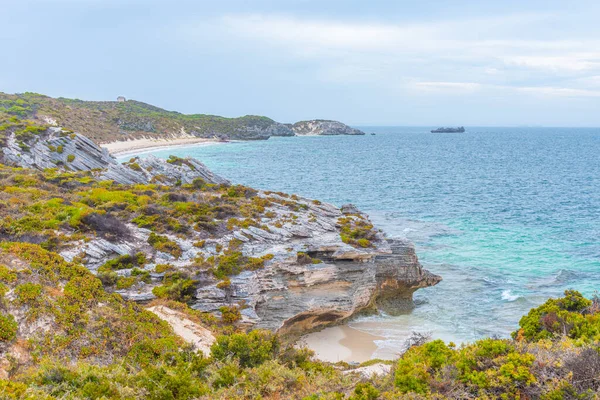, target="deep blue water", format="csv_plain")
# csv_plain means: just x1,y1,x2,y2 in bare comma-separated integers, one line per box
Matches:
126,127,600,352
